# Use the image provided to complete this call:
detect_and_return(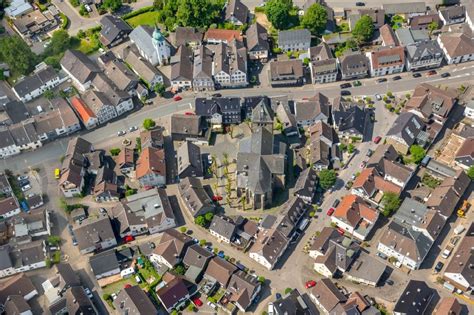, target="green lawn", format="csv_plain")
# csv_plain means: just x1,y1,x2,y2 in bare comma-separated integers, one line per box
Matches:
77,37,100,54
125,11,162,28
